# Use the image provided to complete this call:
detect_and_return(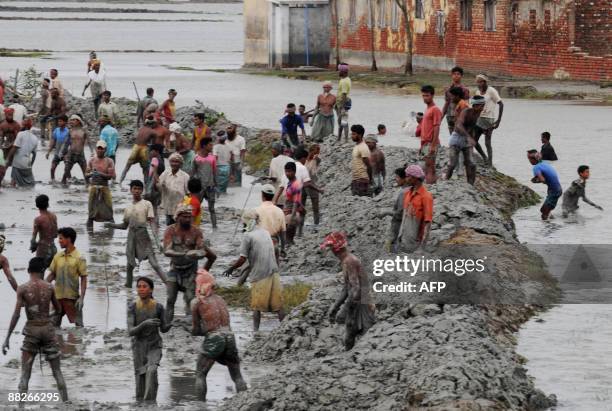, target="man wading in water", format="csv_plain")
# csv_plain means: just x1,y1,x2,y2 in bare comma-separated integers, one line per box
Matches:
86,140,116,229
562,165,603,218
62,114,93,185
321,232,375,350
527,150,562,220
106,180,167,287
128,276,171,402
2,258,68,402
31,194,58,270
163,205,216,323
191,269,247,400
